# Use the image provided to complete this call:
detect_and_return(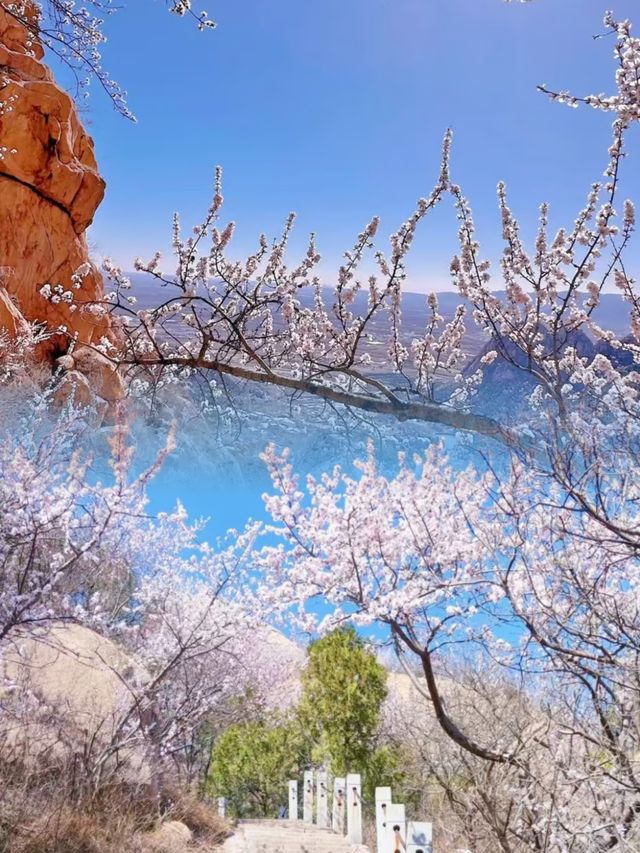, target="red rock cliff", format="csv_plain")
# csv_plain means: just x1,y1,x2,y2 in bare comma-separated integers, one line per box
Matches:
0,2,115,362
